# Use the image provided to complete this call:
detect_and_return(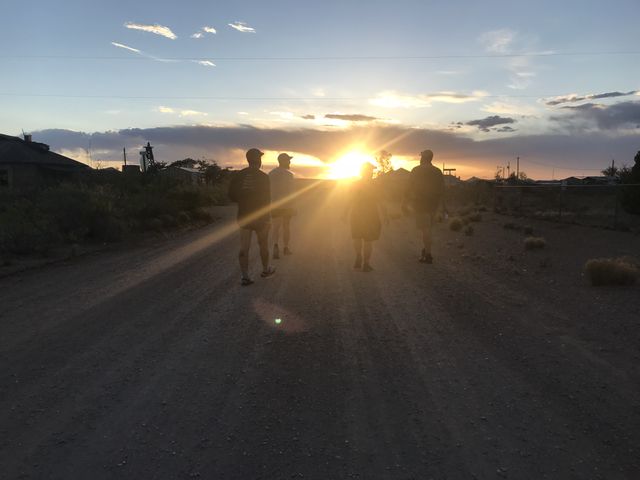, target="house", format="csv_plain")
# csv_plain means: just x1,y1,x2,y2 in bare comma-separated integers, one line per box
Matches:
162,165,204,185
0,133,90,189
